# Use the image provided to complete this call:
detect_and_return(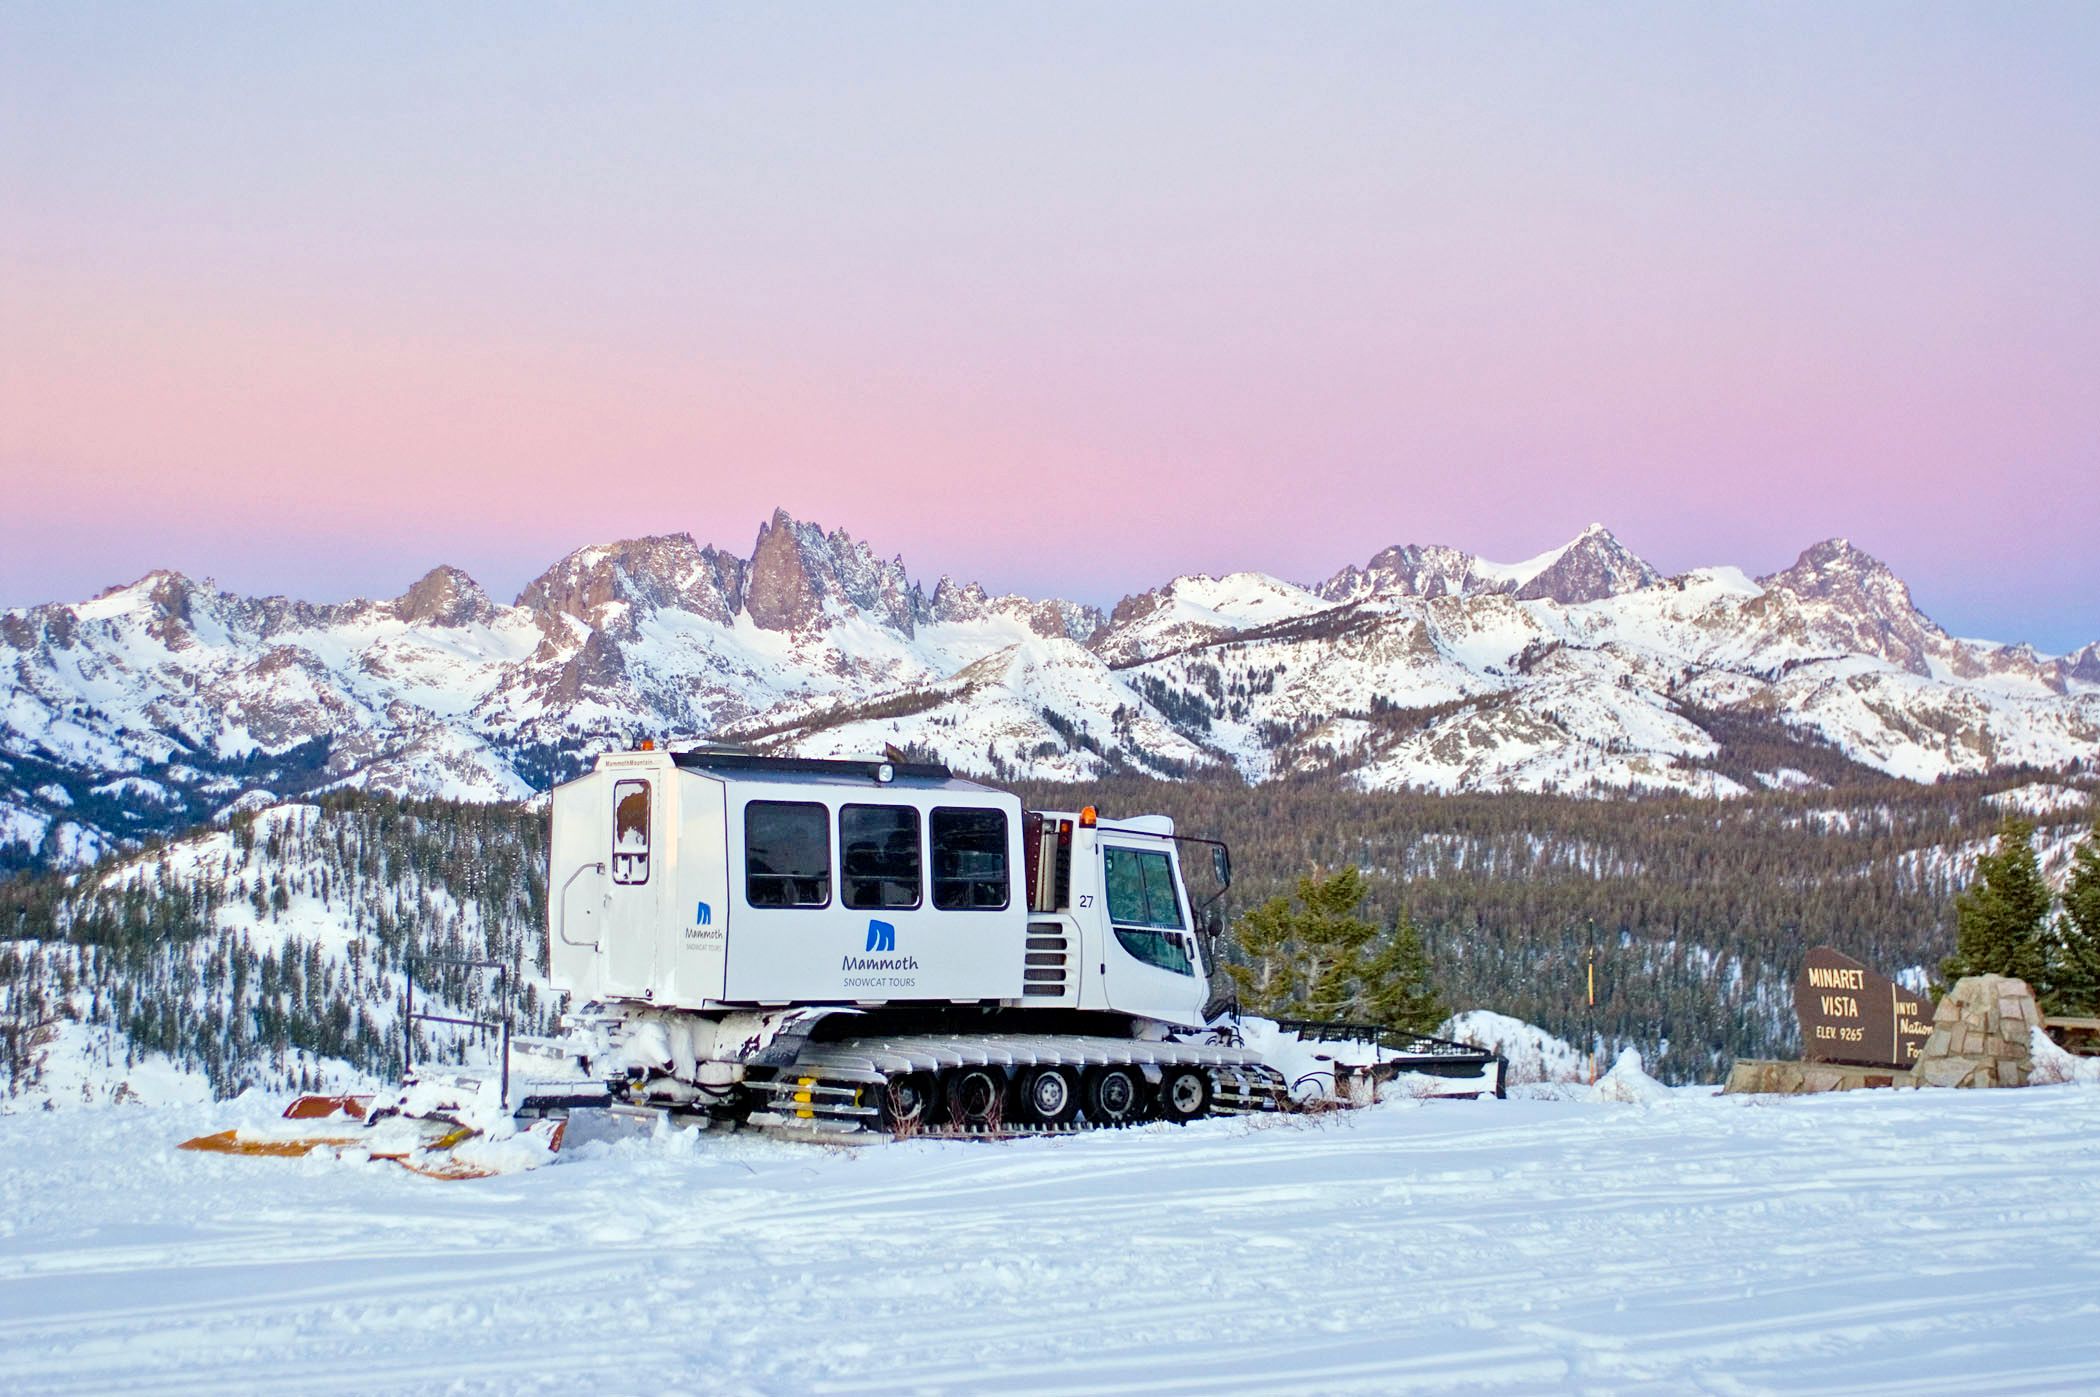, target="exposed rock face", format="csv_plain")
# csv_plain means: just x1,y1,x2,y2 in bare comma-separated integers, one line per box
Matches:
1317,526,1658,605
1761,539,1912,612
393,566,497,628
131,572,200,650
742,512,823,630
1514,525,1661,604
544,628,629,707
1755,539,1943,676
926,577,1101,641
2068,642,2100,686
517,534,744,630
1912,975,2039,1088
1319,543,1478,602
743,509,920,634
1097,587,1168,637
